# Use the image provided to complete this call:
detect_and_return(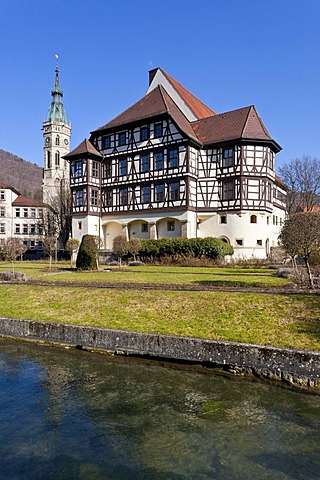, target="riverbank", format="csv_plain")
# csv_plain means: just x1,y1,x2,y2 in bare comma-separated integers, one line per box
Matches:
0,317,319,390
